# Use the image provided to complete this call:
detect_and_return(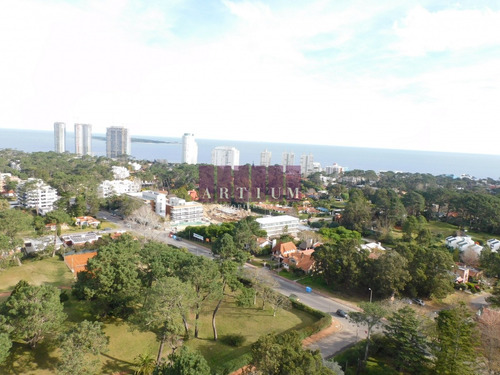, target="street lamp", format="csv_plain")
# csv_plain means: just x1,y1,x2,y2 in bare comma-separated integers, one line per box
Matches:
369,288,373,303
